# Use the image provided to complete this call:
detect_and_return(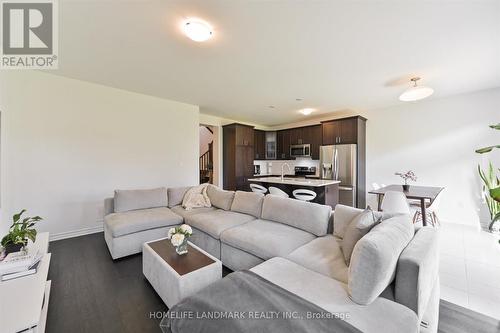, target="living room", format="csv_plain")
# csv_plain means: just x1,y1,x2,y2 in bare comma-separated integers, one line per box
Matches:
0,1,499,333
